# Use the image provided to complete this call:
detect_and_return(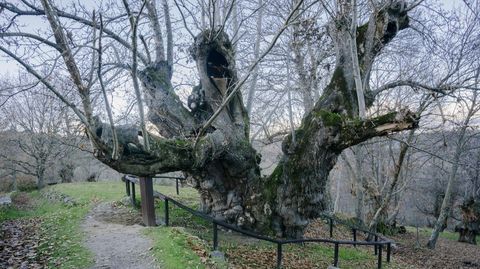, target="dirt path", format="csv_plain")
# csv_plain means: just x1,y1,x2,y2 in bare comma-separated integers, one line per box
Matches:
82,202,159,269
